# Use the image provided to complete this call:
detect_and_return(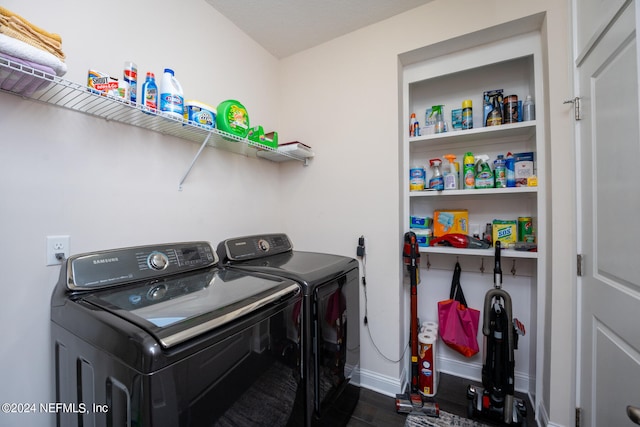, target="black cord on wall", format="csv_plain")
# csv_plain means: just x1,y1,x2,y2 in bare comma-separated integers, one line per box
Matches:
357,235,409,364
